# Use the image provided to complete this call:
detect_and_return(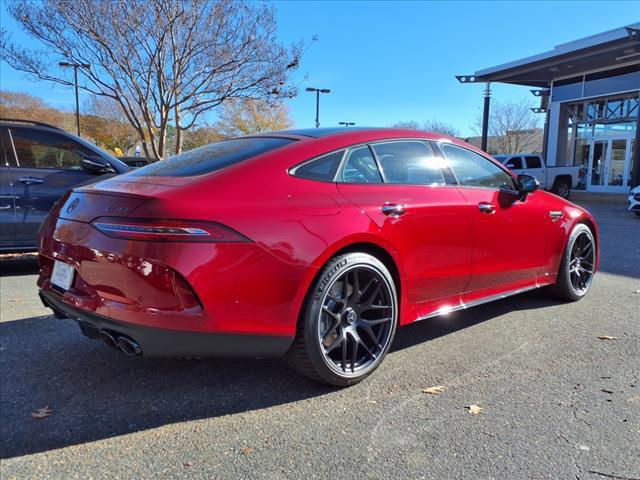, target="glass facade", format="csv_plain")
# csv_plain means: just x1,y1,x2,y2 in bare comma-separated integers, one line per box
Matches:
559,91,638,191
